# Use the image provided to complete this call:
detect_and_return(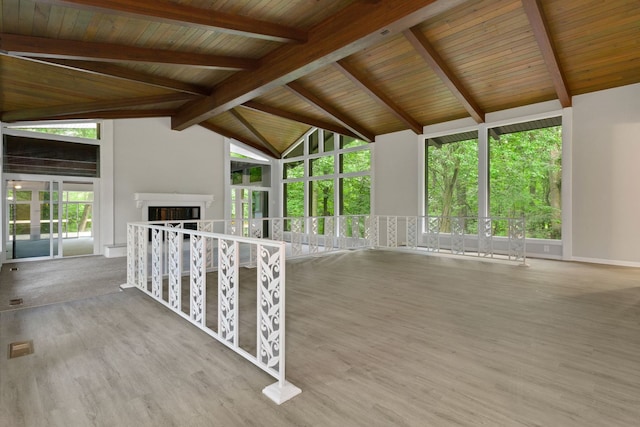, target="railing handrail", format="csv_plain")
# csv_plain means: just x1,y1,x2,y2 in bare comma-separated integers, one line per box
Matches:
128,220,284,247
